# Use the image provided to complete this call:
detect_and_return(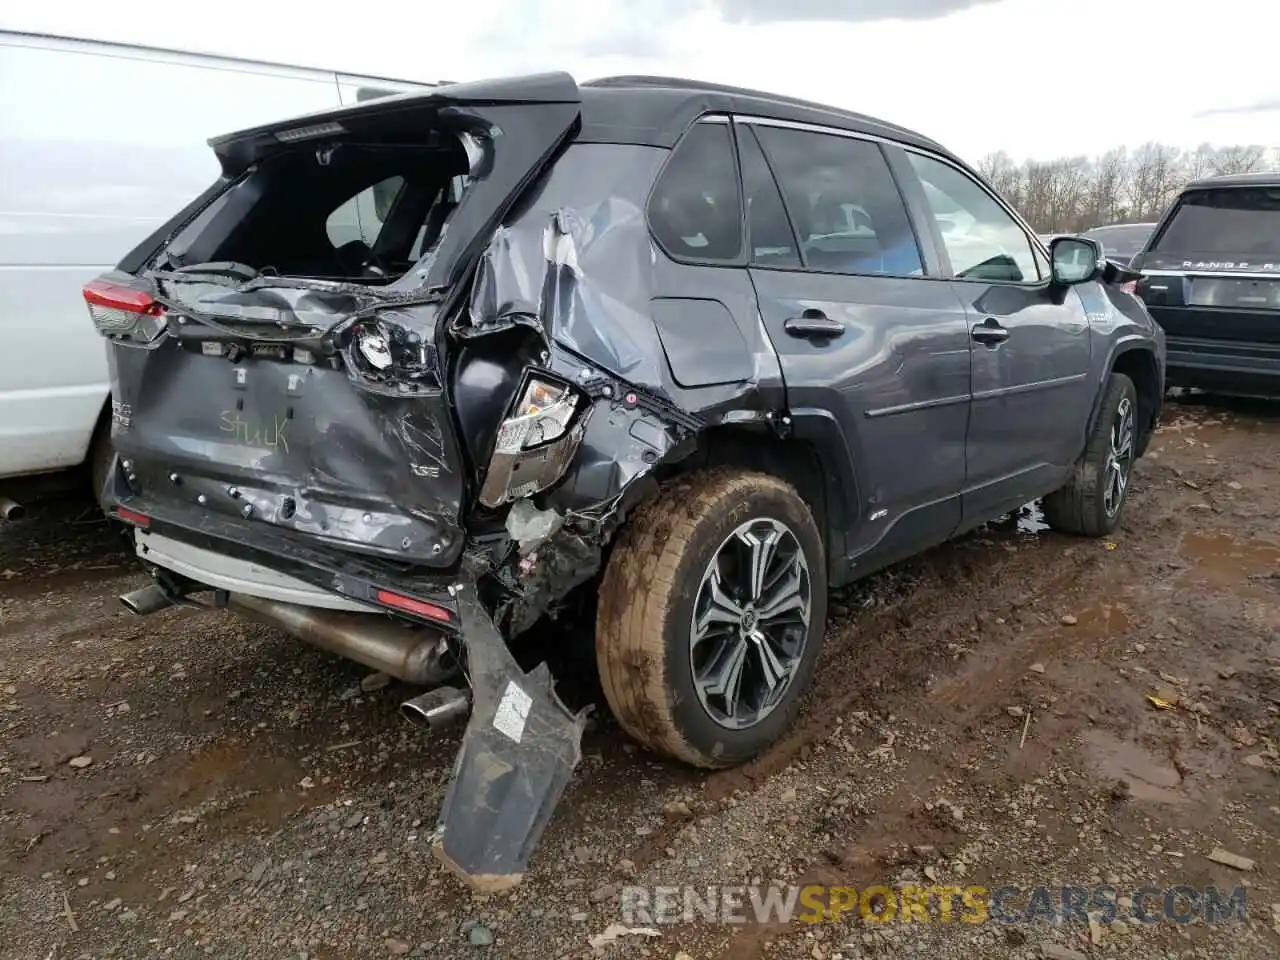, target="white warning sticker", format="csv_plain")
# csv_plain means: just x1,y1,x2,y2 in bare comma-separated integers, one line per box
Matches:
493,680,533,744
